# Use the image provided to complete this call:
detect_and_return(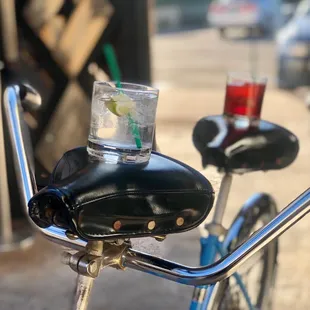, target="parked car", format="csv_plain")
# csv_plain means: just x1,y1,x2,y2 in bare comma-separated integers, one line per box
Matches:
155,0,211,33
207,0,281,38
277,0,310,89
155,4,182,31
281,2,299,25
